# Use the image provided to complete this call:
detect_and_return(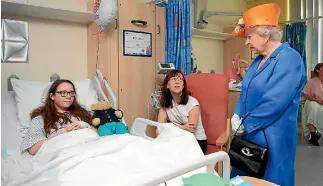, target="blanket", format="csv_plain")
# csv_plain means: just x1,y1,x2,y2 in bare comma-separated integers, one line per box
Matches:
2,123,209,186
